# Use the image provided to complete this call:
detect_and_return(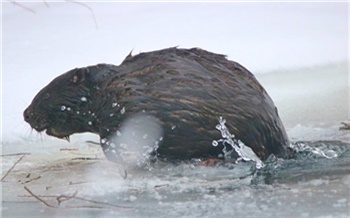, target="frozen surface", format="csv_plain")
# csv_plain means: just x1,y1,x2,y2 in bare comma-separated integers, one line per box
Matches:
1,2,350,218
